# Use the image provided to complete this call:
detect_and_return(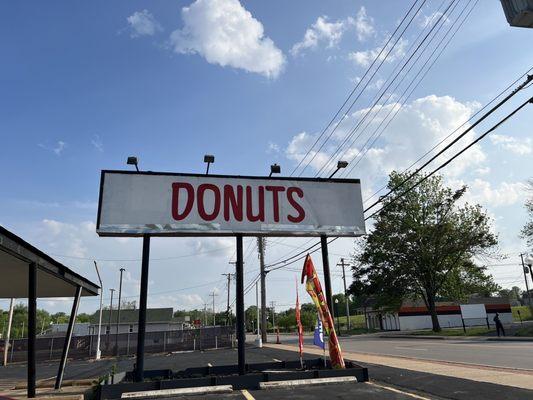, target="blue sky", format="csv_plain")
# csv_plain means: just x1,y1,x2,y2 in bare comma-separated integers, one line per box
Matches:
1,0,532,315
